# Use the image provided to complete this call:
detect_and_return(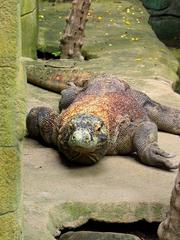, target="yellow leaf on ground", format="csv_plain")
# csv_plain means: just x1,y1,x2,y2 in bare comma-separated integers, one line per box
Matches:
97,16,103,20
